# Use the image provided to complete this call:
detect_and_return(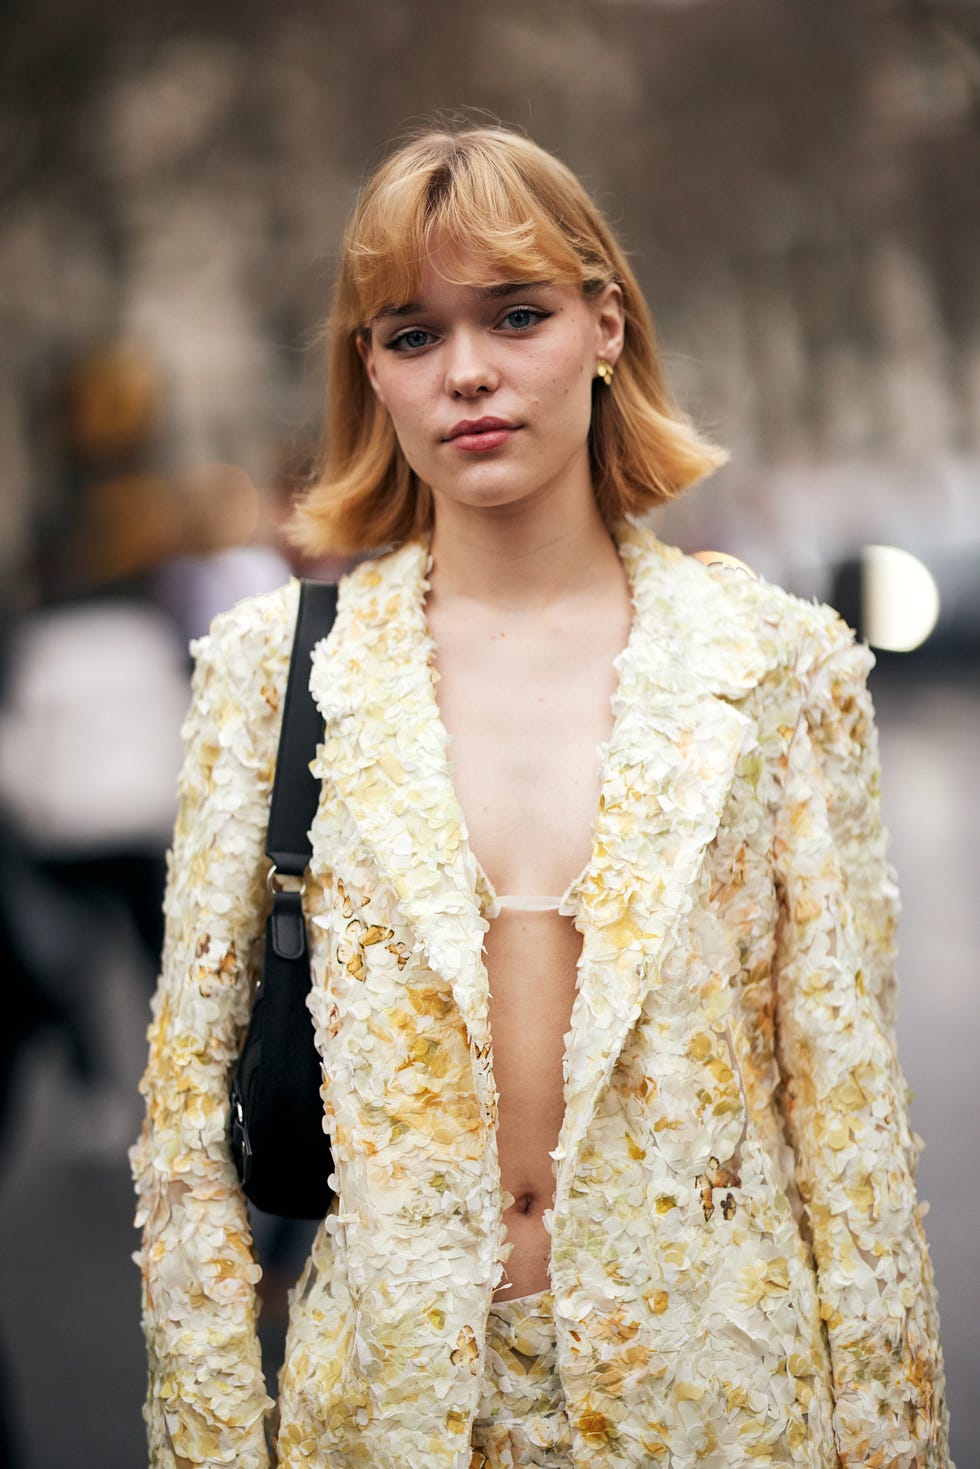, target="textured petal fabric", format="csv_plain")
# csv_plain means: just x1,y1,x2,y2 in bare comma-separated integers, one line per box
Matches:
771,610,949,1466
472,1290,573,1467
130,582,299,1467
